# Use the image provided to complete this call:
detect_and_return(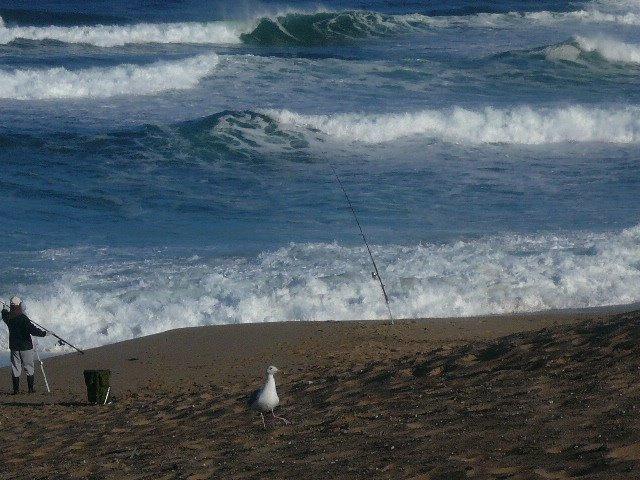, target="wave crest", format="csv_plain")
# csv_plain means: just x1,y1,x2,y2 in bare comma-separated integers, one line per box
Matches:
7,106,640,145
0,53,219,100
266,106,640,144
239,11,416,46
541,35,640,65
177,110,310,154
575,35,640,64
